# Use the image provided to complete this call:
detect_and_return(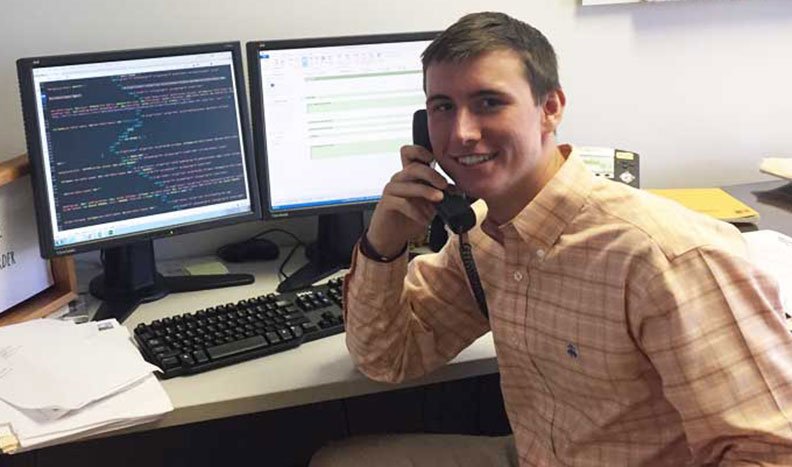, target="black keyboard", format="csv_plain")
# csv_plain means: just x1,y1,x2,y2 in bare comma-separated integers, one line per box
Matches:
133,277,345,378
